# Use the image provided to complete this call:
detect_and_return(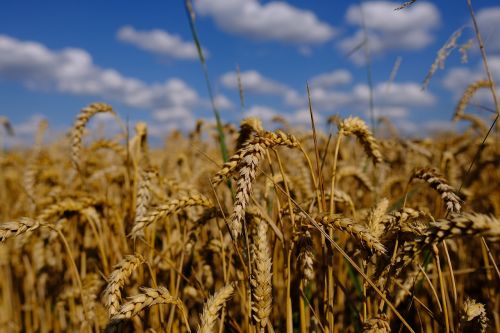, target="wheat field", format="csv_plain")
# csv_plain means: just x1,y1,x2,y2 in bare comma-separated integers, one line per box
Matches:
0,99,498,332
1,0,500,332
